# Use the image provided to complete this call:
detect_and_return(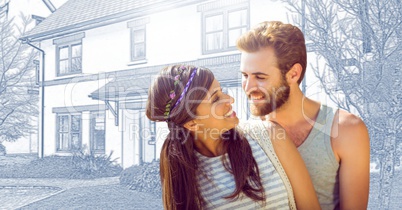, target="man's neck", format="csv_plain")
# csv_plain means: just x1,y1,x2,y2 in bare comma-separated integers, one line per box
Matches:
266,90,321,146
268,90,318,124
